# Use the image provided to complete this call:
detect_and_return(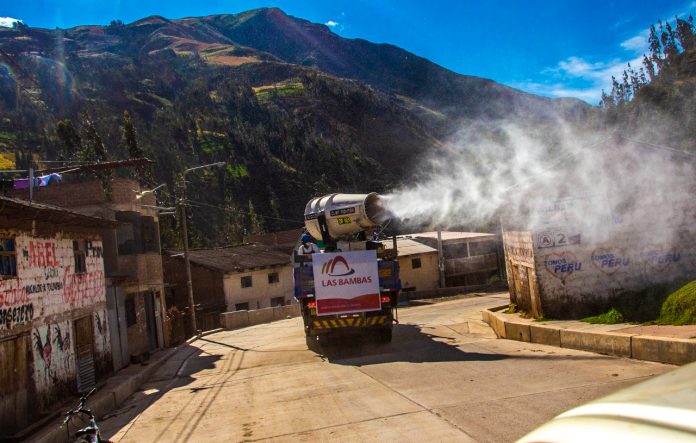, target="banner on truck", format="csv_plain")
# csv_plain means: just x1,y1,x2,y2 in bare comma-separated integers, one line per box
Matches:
312,250,381,316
